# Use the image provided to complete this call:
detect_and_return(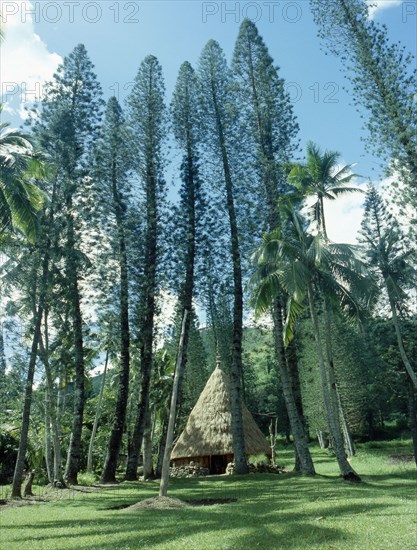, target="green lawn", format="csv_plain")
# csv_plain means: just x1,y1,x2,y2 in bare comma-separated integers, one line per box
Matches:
1,442,416,550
